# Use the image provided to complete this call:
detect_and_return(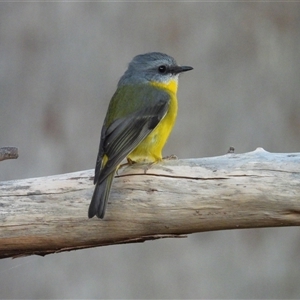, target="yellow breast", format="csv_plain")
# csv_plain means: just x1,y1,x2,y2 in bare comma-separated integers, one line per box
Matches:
127,79,178,163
